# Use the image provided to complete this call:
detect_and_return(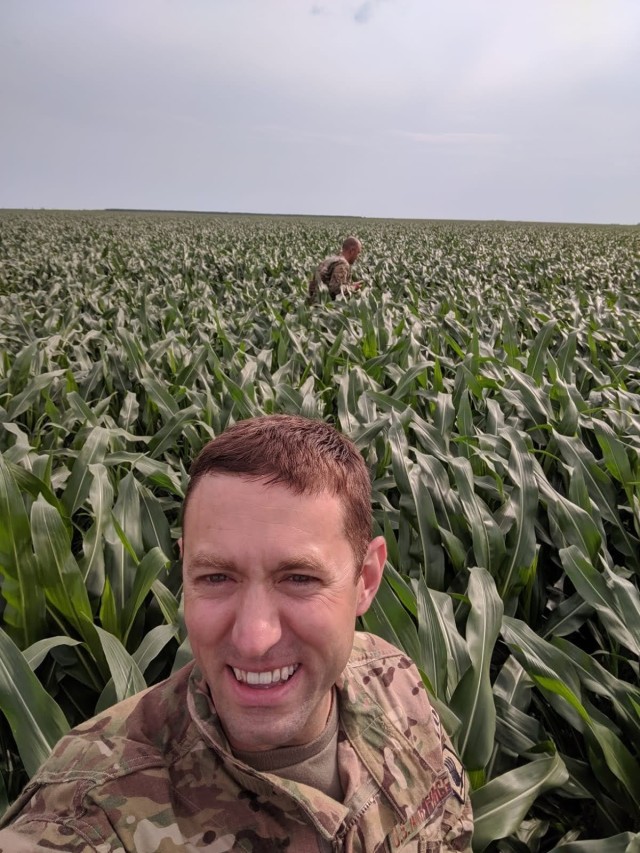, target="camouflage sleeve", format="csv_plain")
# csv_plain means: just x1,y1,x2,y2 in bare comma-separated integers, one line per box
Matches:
0,824,105,852
0,781,121,852
327,260,350,297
